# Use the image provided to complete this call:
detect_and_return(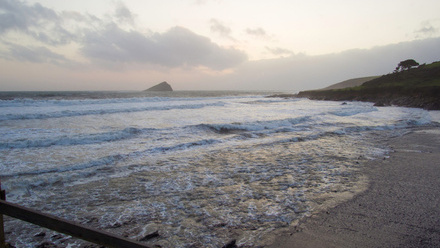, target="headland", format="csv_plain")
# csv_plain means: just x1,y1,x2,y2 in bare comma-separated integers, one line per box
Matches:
295,61,440,110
